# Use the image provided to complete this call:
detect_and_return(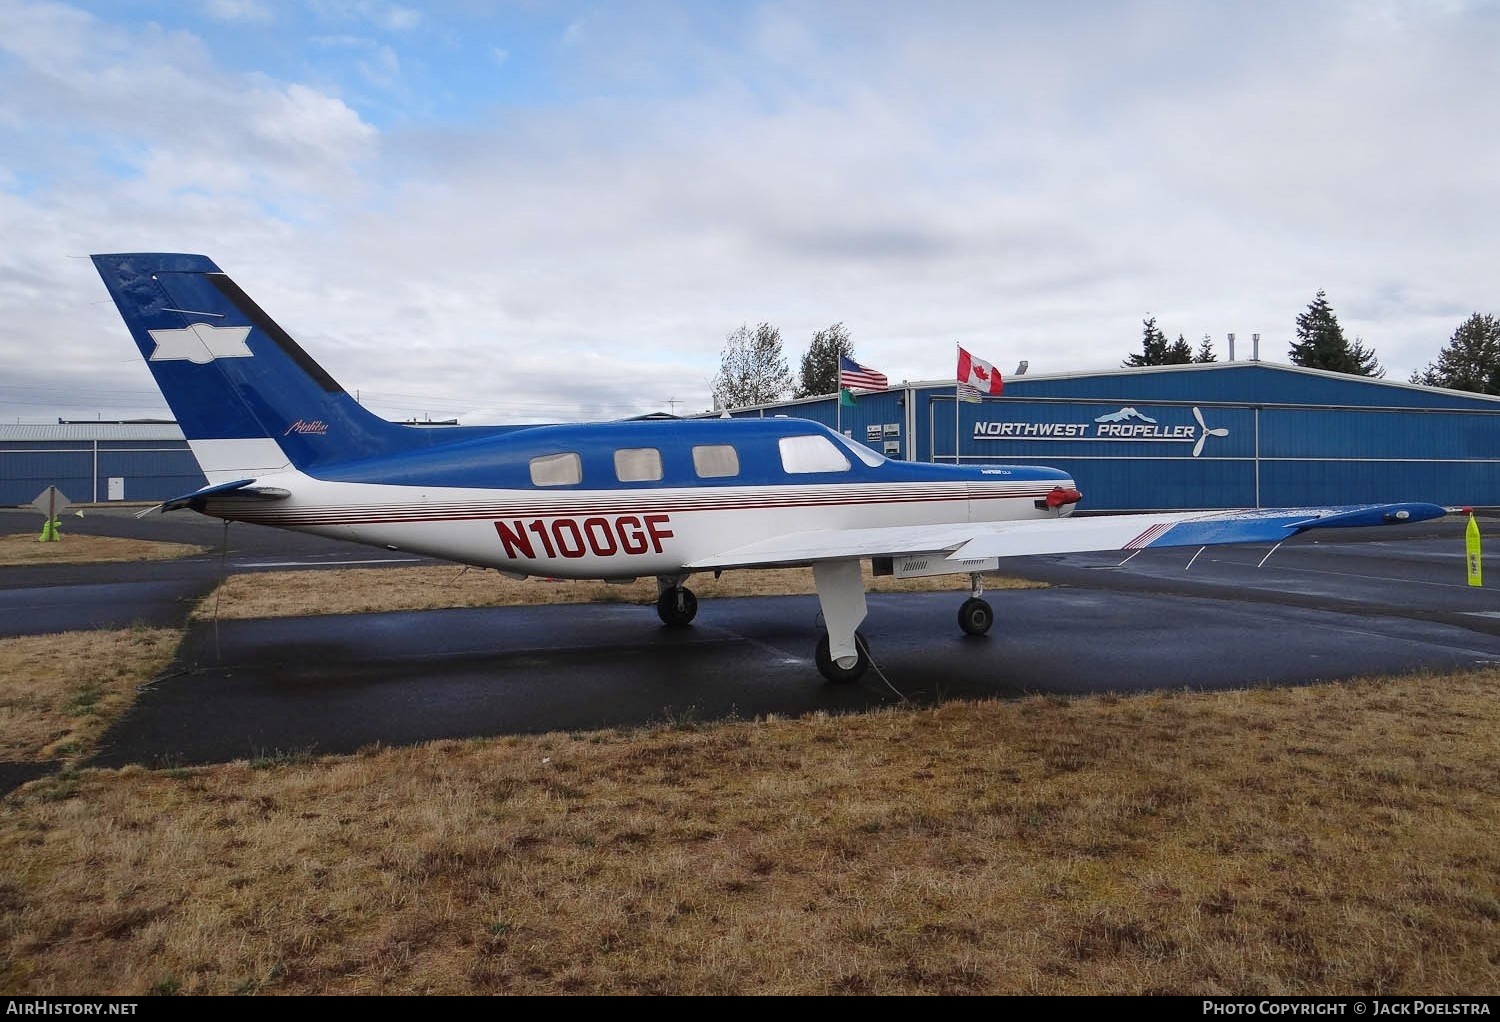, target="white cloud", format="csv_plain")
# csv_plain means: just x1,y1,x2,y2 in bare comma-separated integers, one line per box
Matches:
205,0,272,23
3,0,1500,426
309,0,420,33
312,35,402,89
250,83,378,164
0,0,383,419
380,5,419,32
